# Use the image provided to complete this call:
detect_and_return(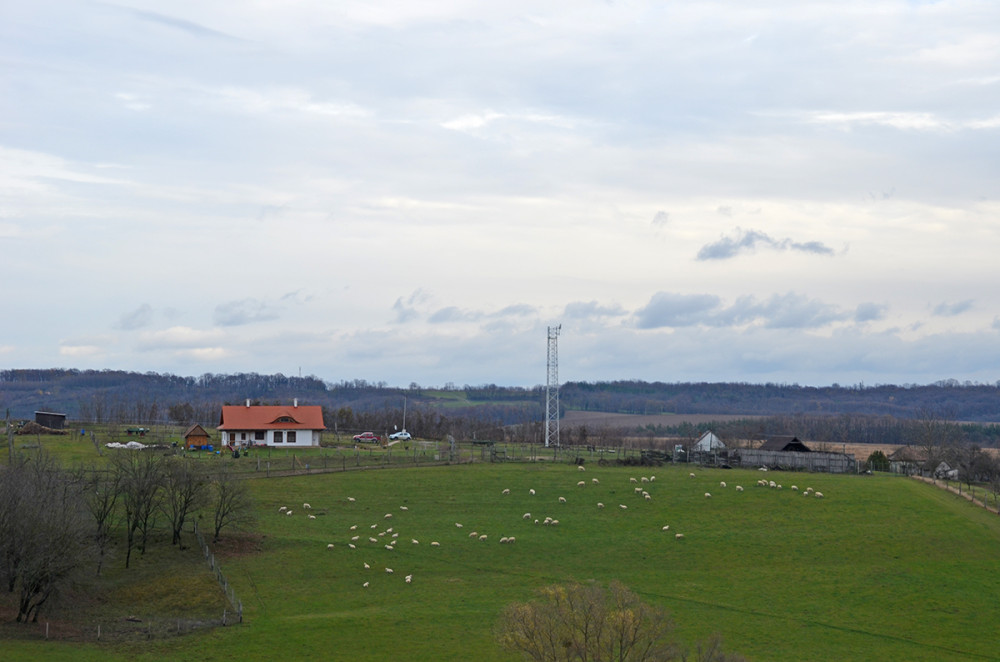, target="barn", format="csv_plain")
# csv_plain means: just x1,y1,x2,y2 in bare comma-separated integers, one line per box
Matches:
736,435,855,473
183,424,212,450
217,400,325,448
